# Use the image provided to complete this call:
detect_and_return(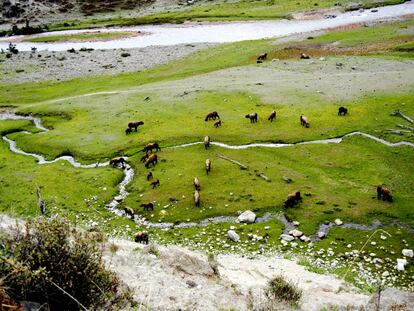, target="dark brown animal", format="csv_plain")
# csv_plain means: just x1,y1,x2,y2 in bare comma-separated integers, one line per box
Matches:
124,207,134,219
109,157,126,169
143,142,161,154
338,106,348,116
150,179,160,189
284,191,302,208
145,154,158,168
141,202,154,211
300,53,310,59
245,113,258,123
205,159,211,175
214,120,222,128
140,154,149,163
377,185,393,202
147,171,153,181
204,136,211,149
135,231,149,244
268,110,276,122
194,190,200,207
193,177,201,190
205,111,220,121
128,121,144,131
300,115,309,128
125,128,132,135
257,53,267,62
